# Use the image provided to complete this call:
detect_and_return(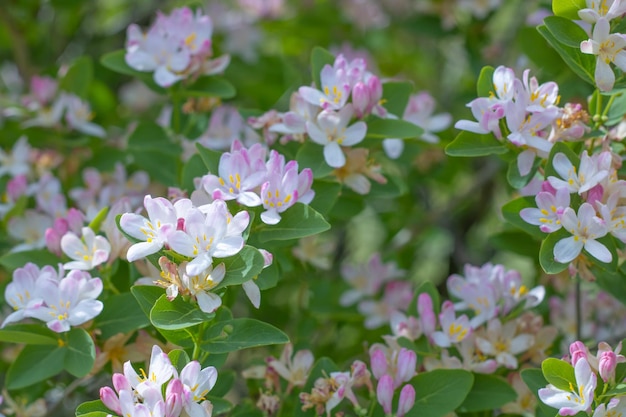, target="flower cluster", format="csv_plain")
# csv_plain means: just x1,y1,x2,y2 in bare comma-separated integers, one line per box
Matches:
125,7,230,87
386,263,554,373
539,340,626,416
200,140,314,225
370,343,416,417
521,149,626,265
21,75,105,137
100,345,217,417
455,65,588,175
579,1,626,92
2,262,103,333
